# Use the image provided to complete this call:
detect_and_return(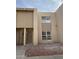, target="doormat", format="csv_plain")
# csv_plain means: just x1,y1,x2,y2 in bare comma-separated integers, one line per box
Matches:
25,45,63,57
